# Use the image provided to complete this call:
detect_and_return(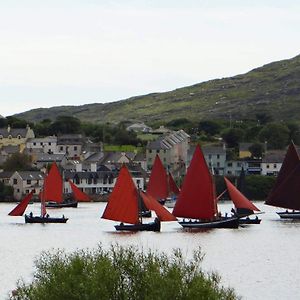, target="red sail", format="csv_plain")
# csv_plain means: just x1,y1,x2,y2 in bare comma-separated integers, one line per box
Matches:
69,180,90,202
146,155,169,201
102,165,139,224
140,191,177,221
8,191,34,216
43,162,63,203
173,145,217,220
168,172,180,195
224,177,260,211
265,142,300,209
